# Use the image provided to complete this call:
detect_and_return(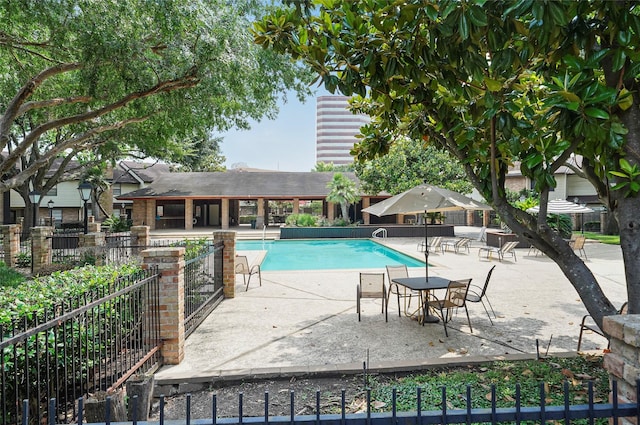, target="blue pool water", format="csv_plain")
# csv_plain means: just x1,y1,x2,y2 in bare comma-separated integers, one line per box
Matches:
236,239,424,271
